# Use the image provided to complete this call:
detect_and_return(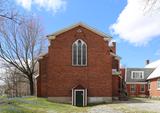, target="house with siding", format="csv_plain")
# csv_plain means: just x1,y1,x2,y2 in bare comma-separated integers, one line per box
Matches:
37,23,122,106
